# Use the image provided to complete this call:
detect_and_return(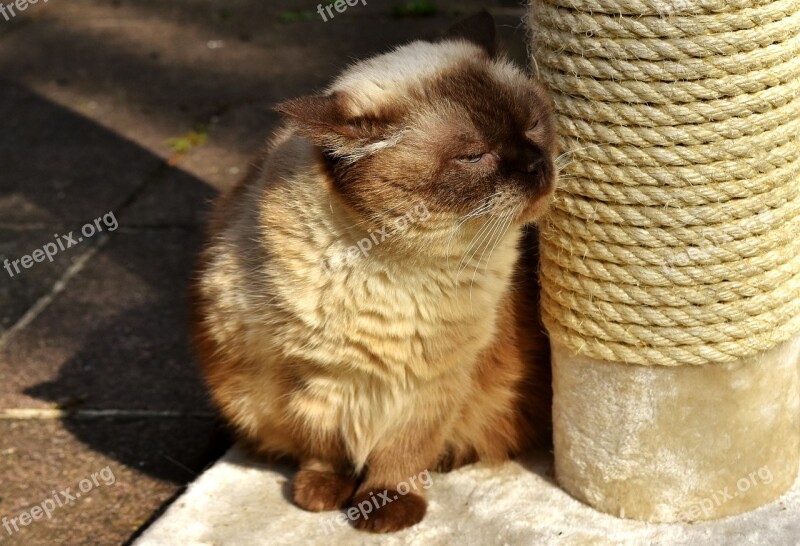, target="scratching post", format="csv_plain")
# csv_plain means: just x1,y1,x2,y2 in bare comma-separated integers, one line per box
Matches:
530,0,800,521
